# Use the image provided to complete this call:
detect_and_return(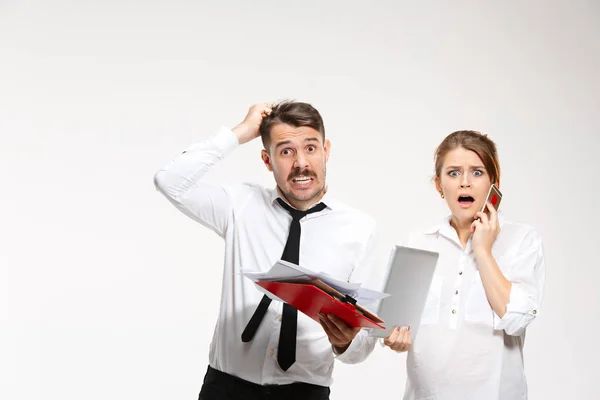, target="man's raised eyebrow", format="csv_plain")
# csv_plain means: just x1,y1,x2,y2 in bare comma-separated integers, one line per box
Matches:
274,140,292,149
275,137,321,149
